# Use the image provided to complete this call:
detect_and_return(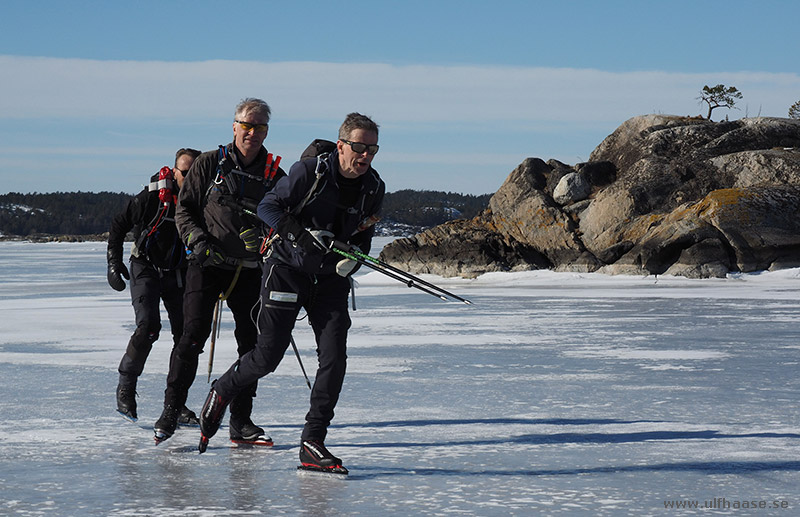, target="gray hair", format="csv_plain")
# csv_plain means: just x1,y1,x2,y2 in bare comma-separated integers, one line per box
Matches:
235,98,271,123
338,112,379,140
